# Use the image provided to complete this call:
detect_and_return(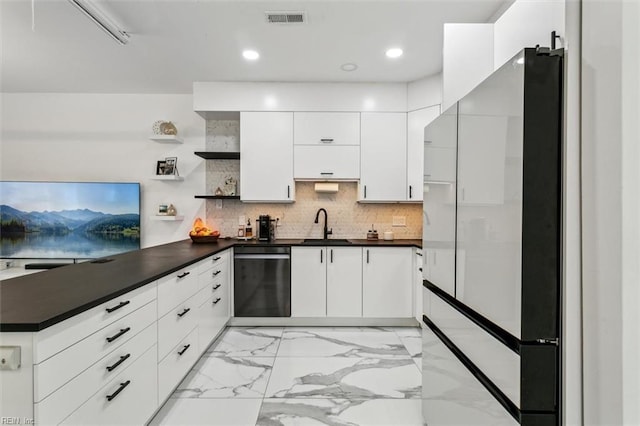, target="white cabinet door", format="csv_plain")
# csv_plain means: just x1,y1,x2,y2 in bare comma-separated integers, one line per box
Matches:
294,112,360,145
240,112,294,202
360,113,407,201
294,146,360,180
326,247,362,317
407,106,440,201
362,247,413,317
291,247,327,317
